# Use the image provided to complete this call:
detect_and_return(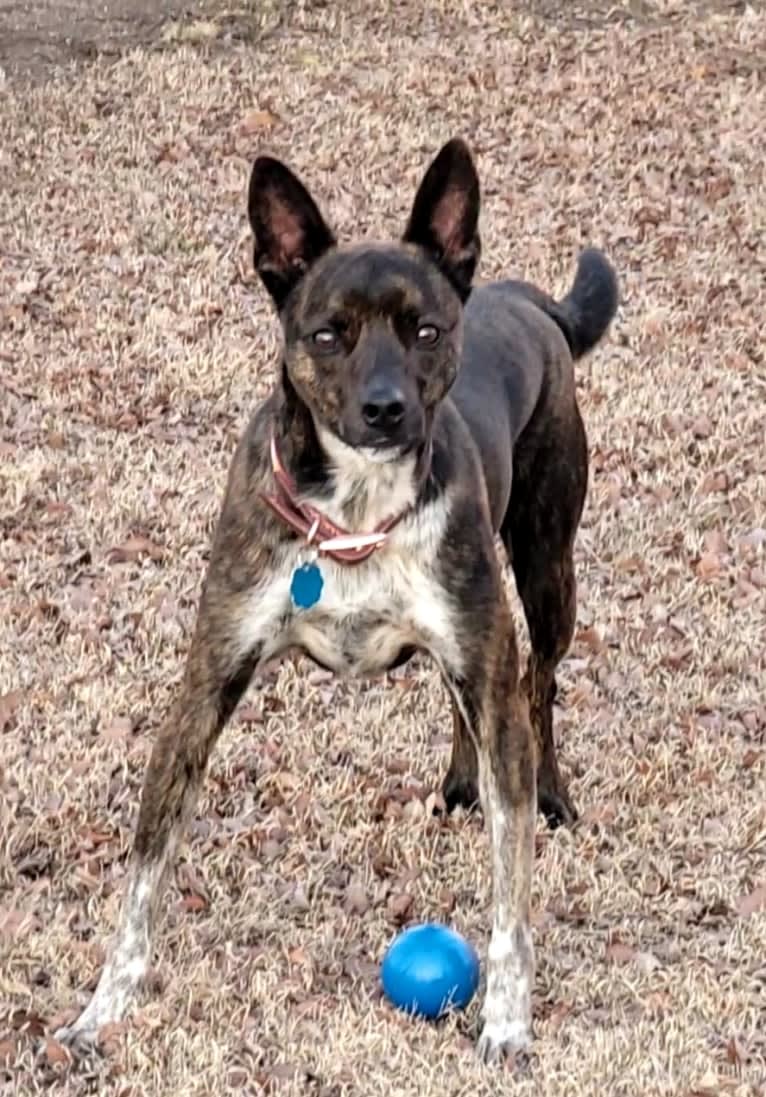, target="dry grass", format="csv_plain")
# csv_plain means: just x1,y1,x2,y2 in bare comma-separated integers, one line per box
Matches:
1,2,766,1094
